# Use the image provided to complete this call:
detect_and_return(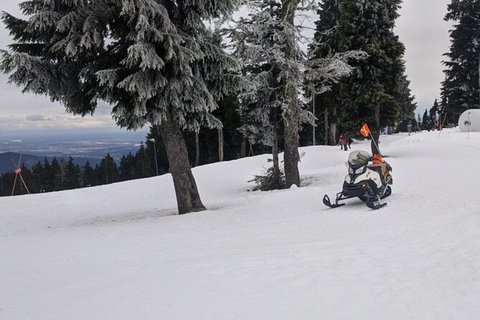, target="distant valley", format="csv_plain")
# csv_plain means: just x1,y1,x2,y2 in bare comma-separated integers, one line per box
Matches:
0,129,147,174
